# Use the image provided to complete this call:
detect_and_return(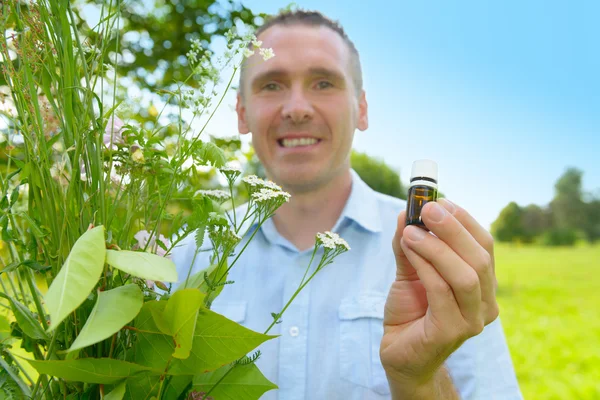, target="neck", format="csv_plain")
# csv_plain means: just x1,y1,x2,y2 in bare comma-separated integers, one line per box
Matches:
270,169,353,252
